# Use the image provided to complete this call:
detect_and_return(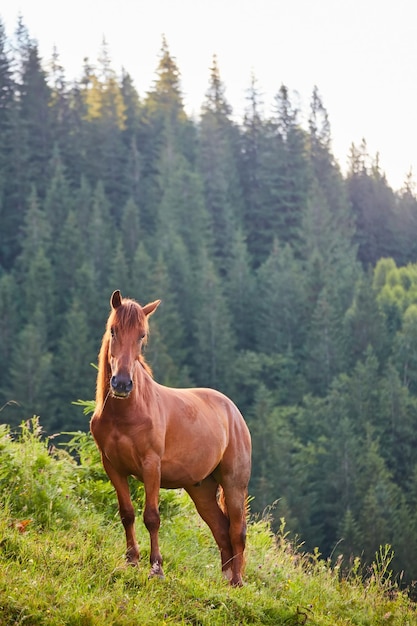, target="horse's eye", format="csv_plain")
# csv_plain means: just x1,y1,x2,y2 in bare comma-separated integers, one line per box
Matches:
110,328,115,338
139,333,145,342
